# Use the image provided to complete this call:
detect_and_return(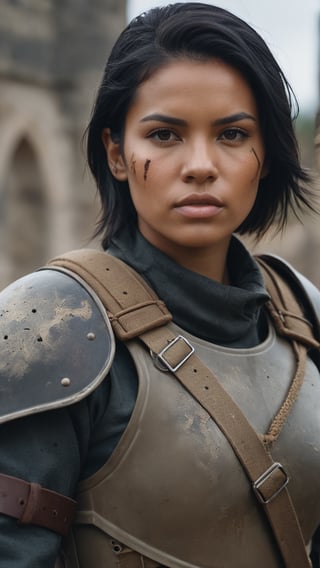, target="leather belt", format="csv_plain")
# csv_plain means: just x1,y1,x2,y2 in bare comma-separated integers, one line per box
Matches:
0,473,76,536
